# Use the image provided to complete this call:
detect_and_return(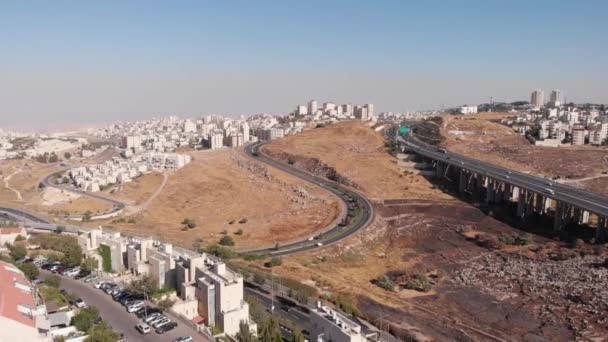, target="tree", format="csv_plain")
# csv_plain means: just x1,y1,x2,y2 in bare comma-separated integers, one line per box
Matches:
127,274,158,297
15,235,26,242
64,152,72,159
18,262,39,280
219,235,235,246
181,218,197,229
8,244,27,260
45,274,61,288
82,211,92,222
157,298,175,312
259,316,282,342
71,306,100,332
81,257,99,272
85,321,118,342
374,275,396,291
236,321,256,342
62,242,83,267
